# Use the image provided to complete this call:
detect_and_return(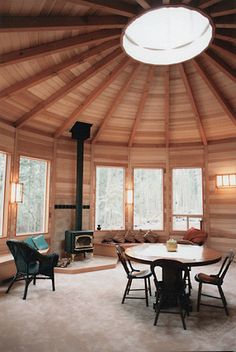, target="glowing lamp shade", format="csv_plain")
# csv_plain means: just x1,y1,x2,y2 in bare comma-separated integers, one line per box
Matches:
122,7,213,65
216,174,236,188
127,189,133,204
11,183,23,203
